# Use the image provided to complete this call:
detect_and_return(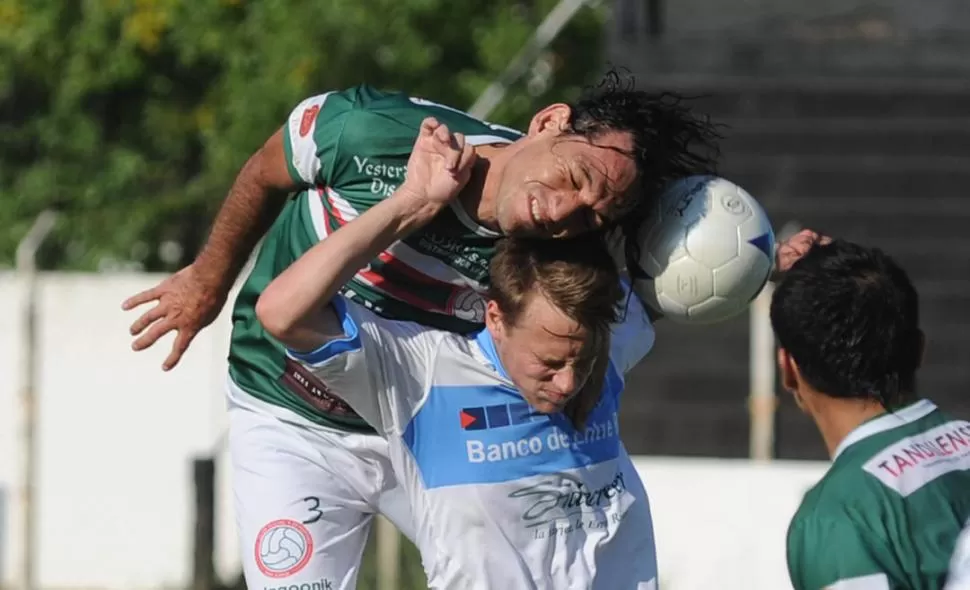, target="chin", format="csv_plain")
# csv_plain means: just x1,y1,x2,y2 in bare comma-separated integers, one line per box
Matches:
530,398,568,414
506,227,538,238
497,216,532,237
